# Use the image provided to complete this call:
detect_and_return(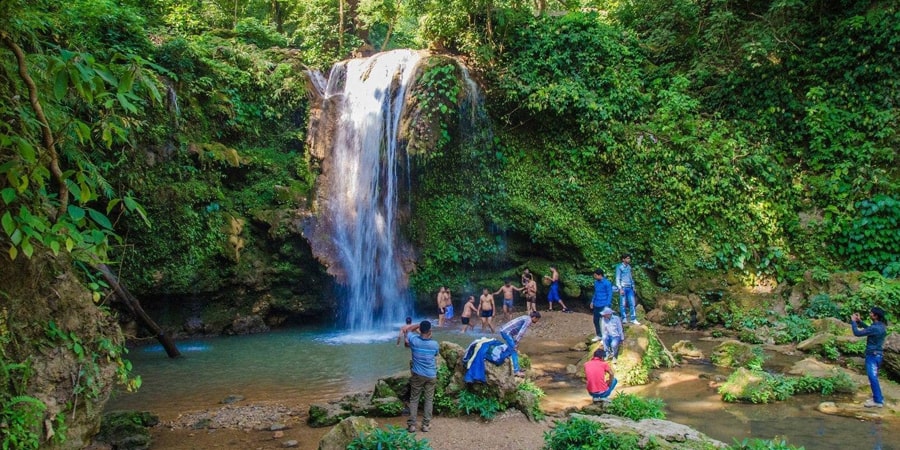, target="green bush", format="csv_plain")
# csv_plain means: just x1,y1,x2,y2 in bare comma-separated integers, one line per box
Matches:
792,372,856,396
806,294,841,319
773,315,814,345
543,417,642,450
234,17,288,48
457,390,503,420
605,393,666,421
729,438,805,450
346,425,432,450
719,369,855,404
